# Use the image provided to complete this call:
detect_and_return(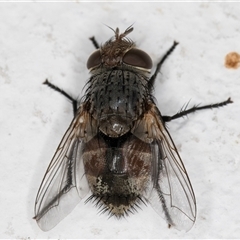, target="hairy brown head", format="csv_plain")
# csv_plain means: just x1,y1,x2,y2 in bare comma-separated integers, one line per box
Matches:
87,26,152,71
100,26,135,68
